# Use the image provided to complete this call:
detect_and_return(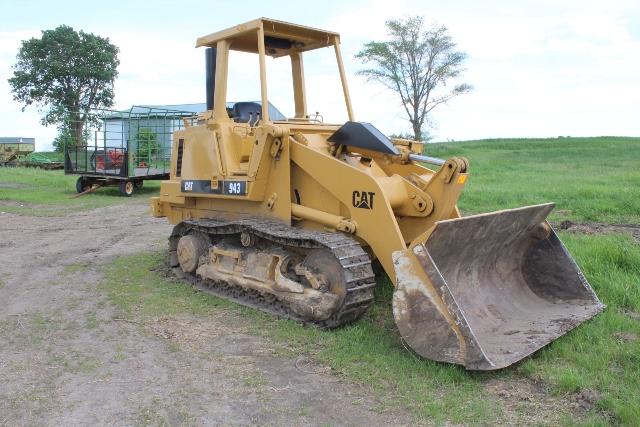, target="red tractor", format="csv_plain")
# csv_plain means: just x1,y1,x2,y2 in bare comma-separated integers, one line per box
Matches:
91,149,125,170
